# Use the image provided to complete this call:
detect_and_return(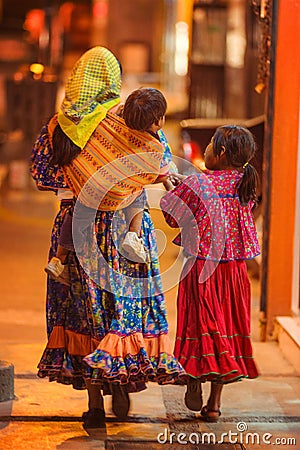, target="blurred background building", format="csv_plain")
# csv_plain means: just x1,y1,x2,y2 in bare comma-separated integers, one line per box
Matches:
0,0,267,123
0,0,299,372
